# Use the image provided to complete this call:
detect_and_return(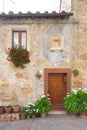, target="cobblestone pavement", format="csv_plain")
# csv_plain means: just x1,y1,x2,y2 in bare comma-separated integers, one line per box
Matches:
0,114,87,130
